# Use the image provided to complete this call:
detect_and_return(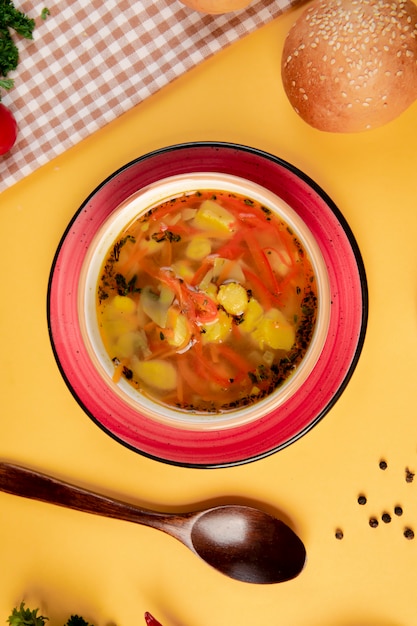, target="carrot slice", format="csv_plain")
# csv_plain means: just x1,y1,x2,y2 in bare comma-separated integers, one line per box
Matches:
155,240,171,268
216,259,237,285
189,258,215,287
116,242,147,276
147,200,184,224
242,267,274,310
269,221,299,264
112,358,129,383
211,342,253,376
215,229,246,260
192,342,233,388
243,228,281,298
208,343,252,386
177,356,218,400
